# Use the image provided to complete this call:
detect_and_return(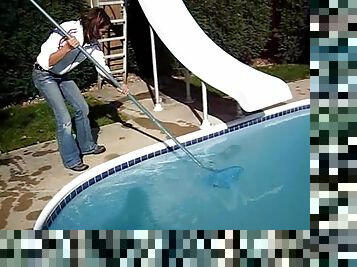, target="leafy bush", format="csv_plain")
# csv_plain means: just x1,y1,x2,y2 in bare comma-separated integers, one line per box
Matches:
183,0,271,63
266,0,309,63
